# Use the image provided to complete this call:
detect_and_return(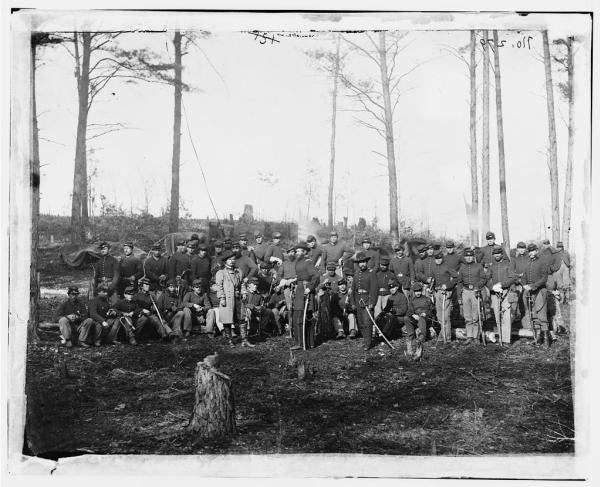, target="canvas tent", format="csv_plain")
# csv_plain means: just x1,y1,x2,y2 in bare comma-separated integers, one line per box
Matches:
60,242,147,268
